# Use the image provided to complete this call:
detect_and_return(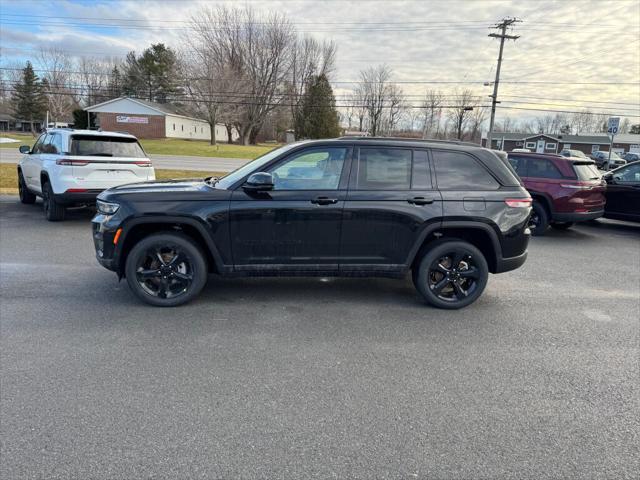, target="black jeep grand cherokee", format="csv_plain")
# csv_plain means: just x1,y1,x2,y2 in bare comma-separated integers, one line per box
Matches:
92,138,531,309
